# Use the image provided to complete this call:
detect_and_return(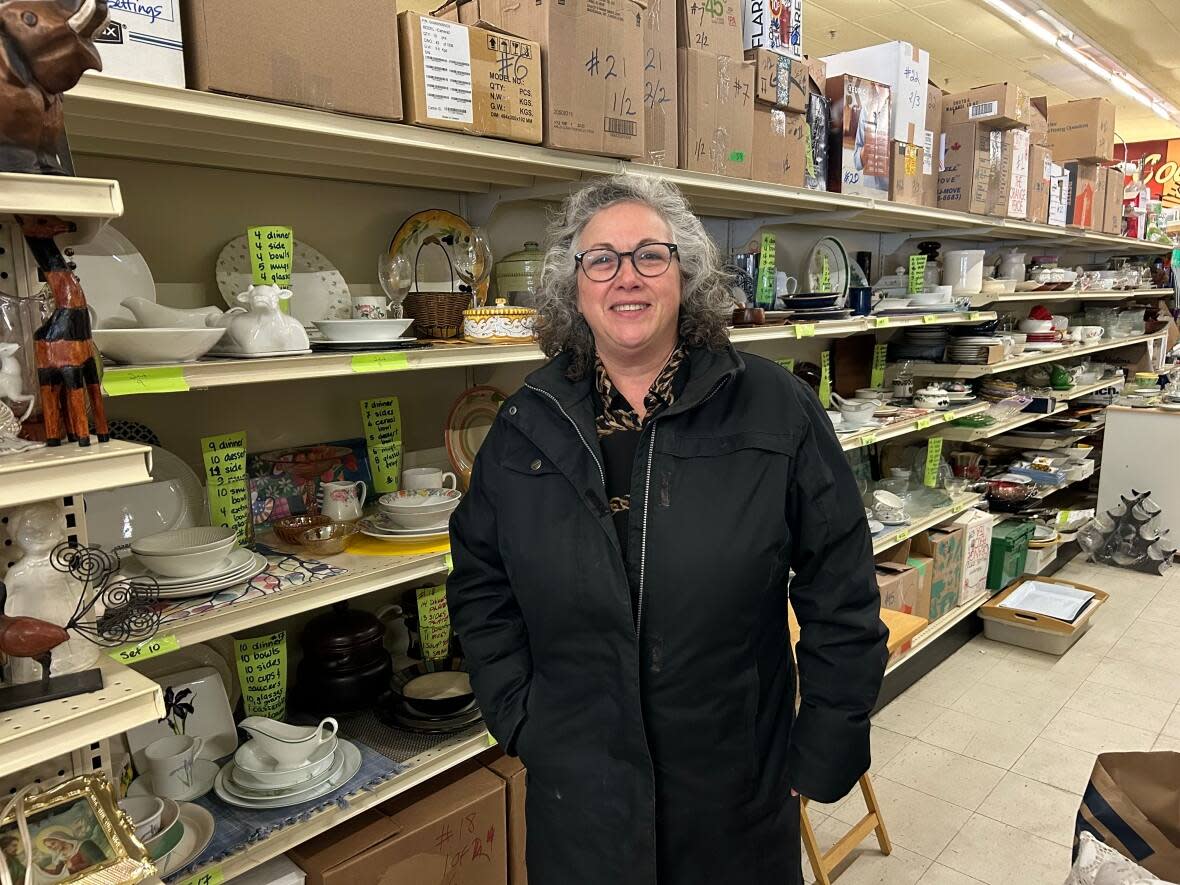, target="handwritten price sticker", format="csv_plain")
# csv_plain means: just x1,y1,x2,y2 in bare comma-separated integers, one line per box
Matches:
775,358,796,372
916,417,933,429
922,314,939,324
794,323,816,338
818,256,831,292
445,553,454,573
108,634,179,664
908,254,927,295
871,317,890,328
351,352,409,374
201,431,251,545
968,311,984,321
819,352,832,409
486,732,498,747
101,366,189,397
861,433,877,446
924,437,944,487
893,530,910,545
417,584,452,661
870,344,888,389
176,867,224,885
